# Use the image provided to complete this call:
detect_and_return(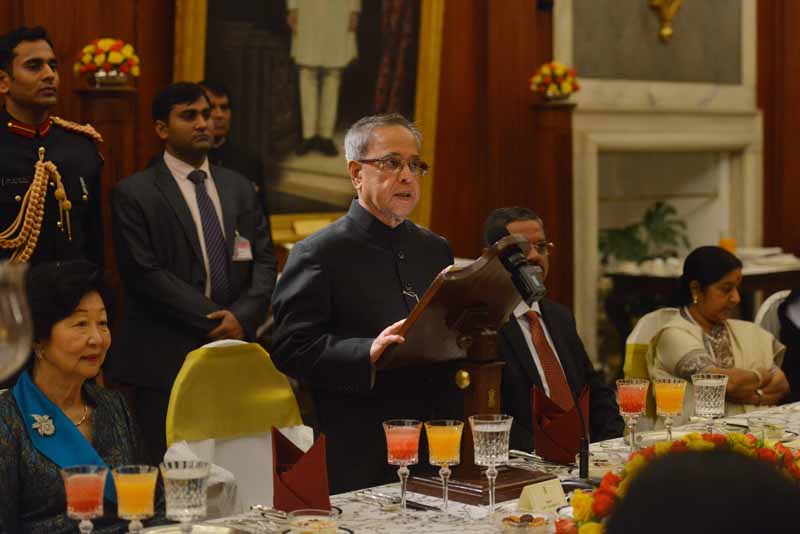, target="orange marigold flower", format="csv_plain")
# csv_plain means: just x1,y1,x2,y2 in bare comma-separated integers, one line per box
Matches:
757,448,777,464
641,446,656,461
591,488,616,518
670,439,689,452
599,471,621,491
